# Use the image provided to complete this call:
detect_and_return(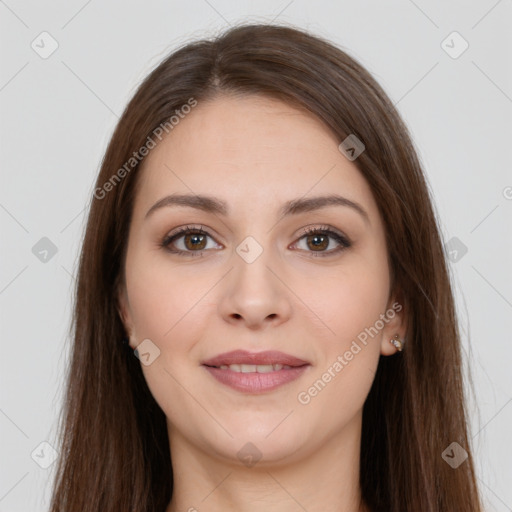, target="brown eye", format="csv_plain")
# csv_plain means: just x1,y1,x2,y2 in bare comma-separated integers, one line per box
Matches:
305,233,329,251
182,232,207,251
294,226,351,257
161,226,222,257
